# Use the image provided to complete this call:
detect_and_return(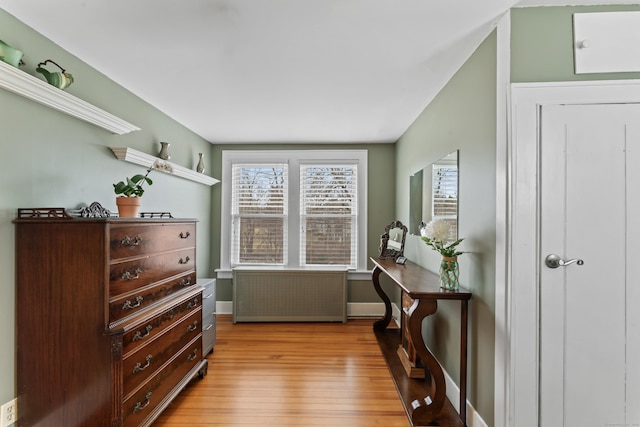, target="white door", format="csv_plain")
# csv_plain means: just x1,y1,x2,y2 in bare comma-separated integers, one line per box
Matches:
539,104,640,426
